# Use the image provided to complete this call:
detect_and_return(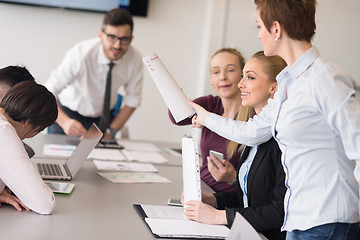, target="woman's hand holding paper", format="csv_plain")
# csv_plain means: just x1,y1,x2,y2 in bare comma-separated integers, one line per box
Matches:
187,100,209,127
